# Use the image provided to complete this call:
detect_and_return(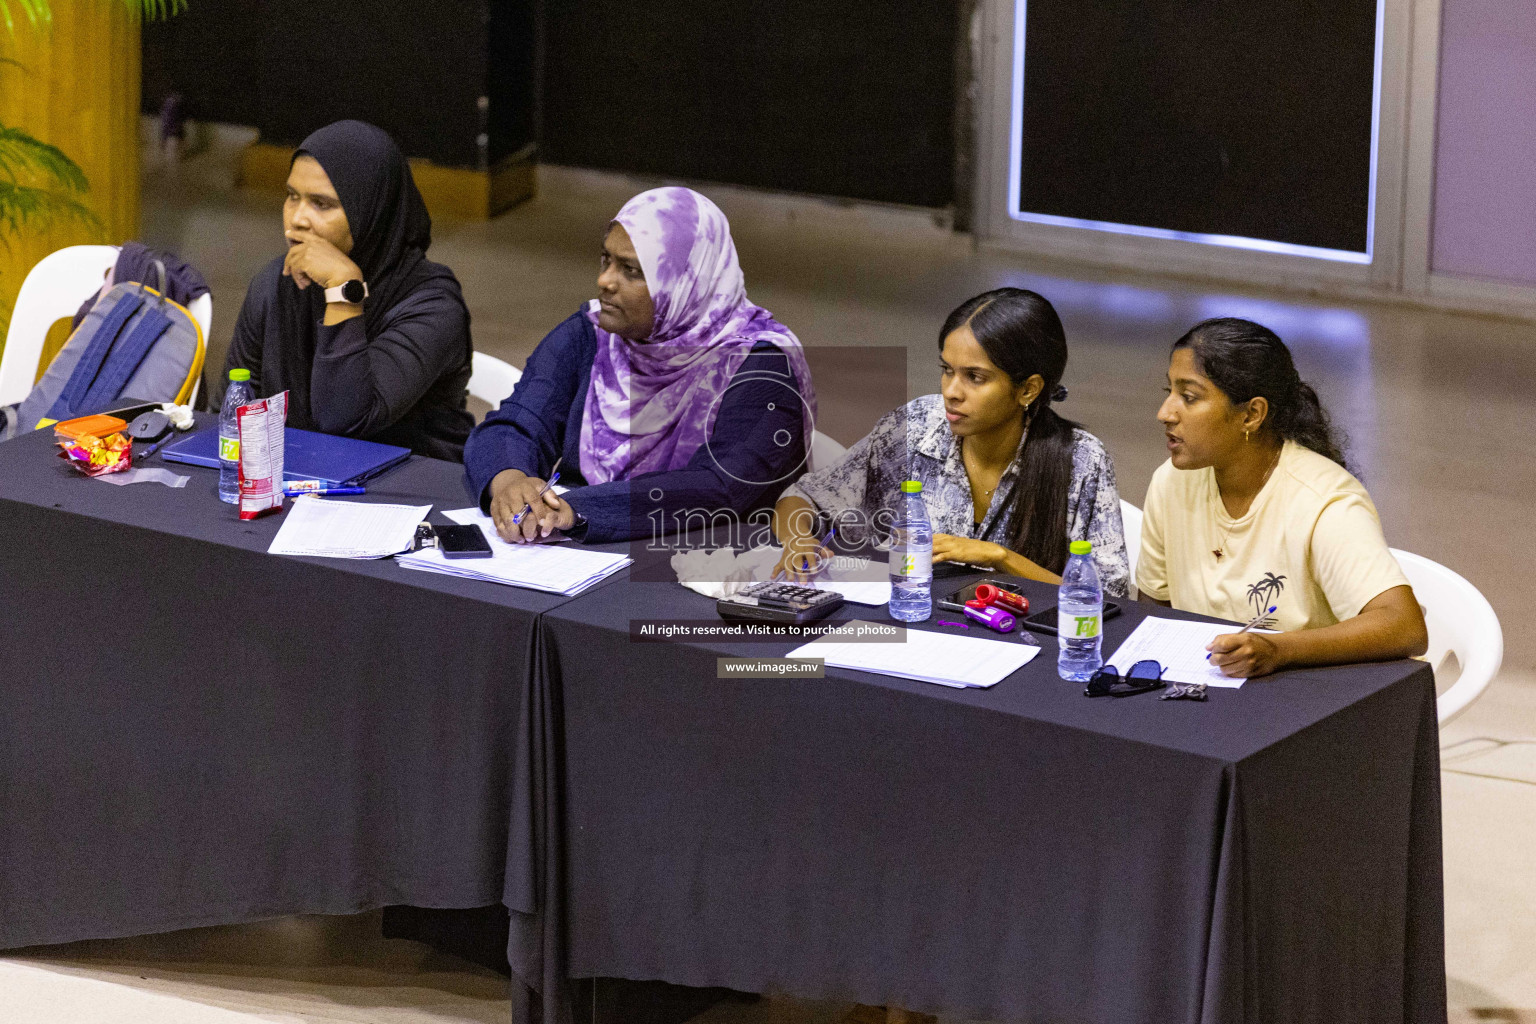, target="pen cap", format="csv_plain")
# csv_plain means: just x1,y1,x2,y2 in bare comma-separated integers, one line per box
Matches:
963,603,1016,633
974,583,1000,606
